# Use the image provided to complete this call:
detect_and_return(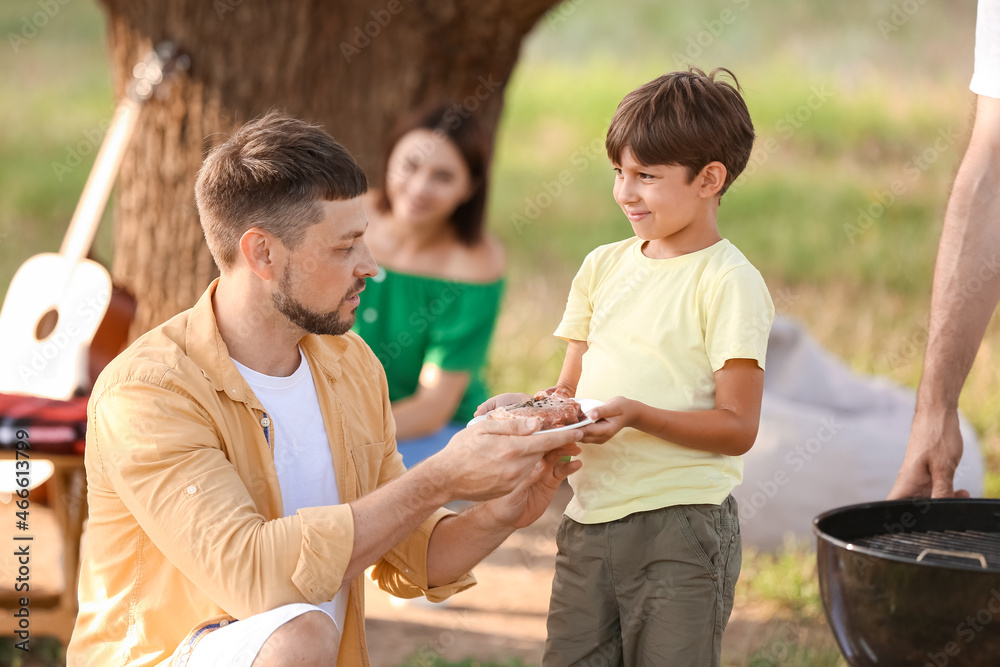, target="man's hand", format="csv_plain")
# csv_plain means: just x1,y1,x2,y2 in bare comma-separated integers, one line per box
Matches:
422,420,582,587
474,392,531,416
889,407,970,499
579,396,641,444
419,417,584,504
484,443,582,529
